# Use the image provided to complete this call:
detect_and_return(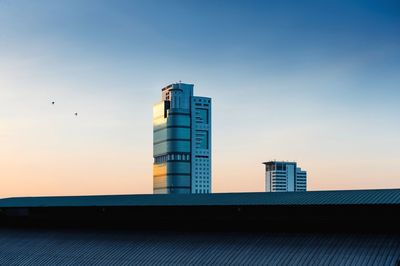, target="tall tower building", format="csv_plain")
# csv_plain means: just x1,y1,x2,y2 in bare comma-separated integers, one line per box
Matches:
262,161,307,192
153,83,212,194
